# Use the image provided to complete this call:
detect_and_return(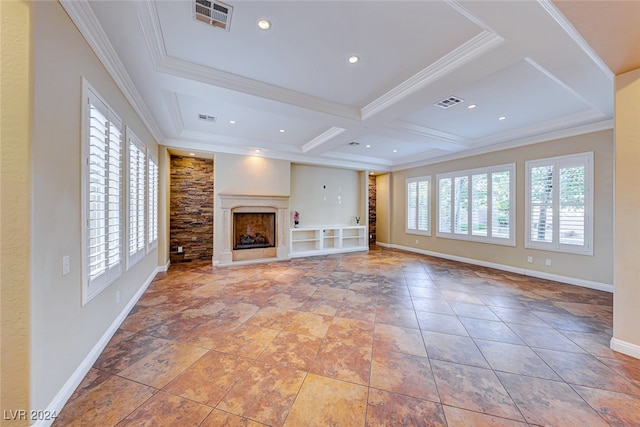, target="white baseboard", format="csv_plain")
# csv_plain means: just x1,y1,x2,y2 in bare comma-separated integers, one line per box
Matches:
610,337,640,360
375,241,392,248
158,259,170,272
385,243,613,293
34,266,161,427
